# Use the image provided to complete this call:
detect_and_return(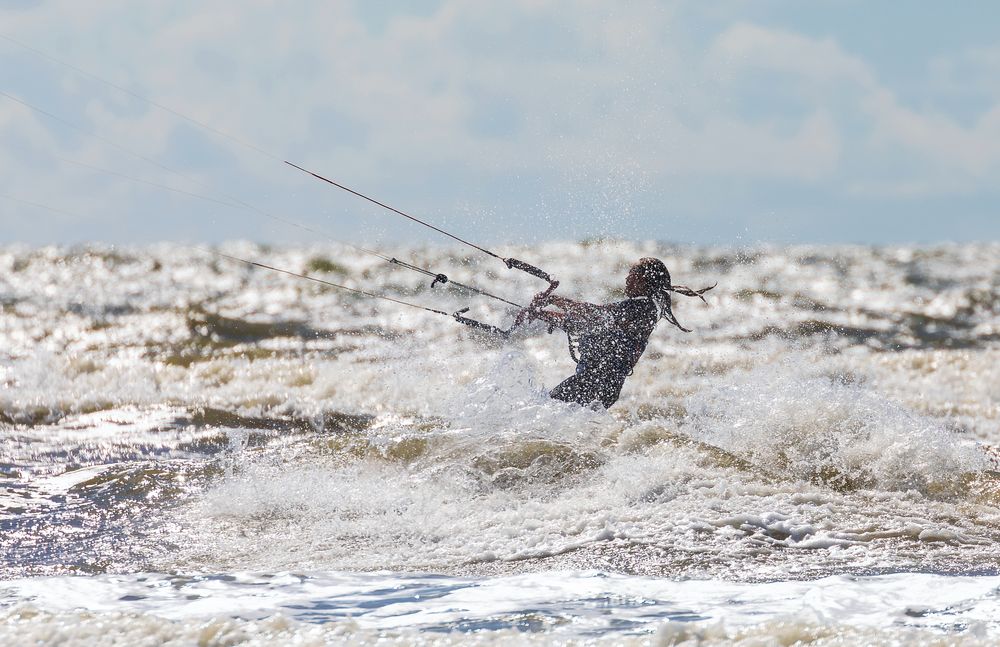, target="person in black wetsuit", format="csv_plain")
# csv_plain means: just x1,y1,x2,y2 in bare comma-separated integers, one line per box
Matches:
521,258,713,409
